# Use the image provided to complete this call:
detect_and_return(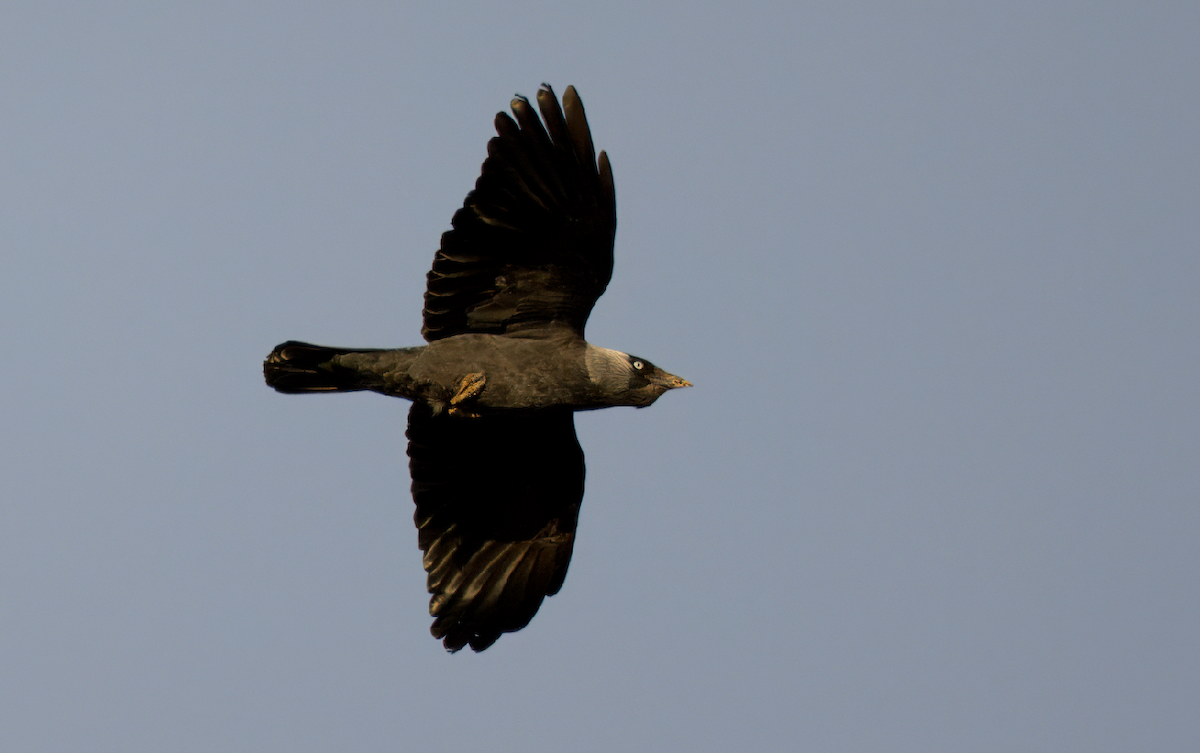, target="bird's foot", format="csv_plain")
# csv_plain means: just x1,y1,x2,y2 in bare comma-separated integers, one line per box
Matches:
447,372,486,417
